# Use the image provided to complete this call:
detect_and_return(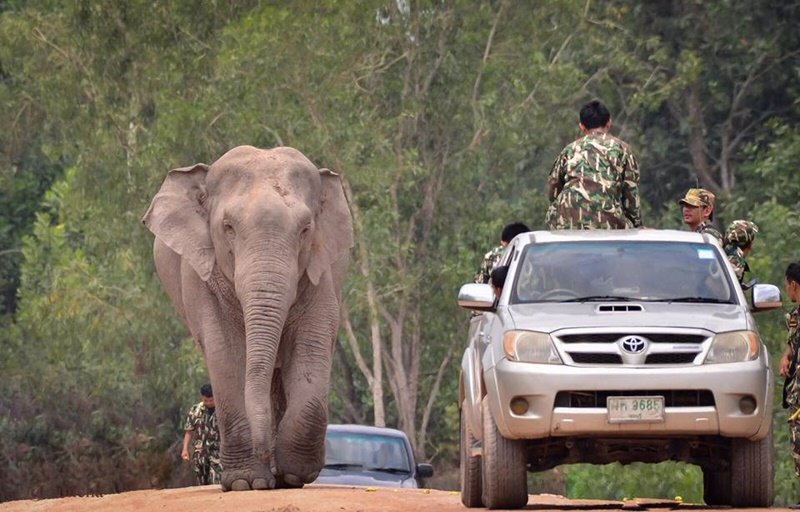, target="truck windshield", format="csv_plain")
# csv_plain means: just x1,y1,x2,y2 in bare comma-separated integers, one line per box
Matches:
511,241,736,304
